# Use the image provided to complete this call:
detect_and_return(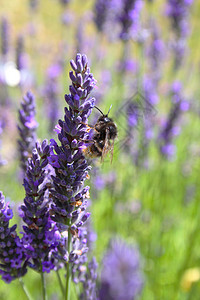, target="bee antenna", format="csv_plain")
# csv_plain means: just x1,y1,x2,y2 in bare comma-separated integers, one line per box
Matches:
107,105,112,116
94,106,104,115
